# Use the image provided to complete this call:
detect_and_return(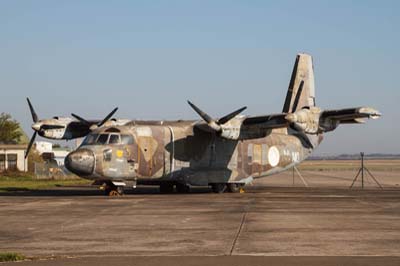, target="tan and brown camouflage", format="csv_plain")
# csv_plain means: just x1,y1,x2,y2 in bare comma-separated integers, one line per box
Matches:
64,53,381,194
